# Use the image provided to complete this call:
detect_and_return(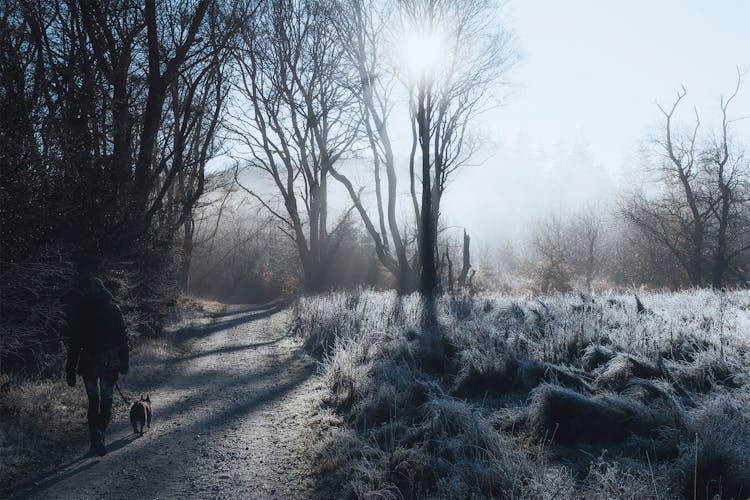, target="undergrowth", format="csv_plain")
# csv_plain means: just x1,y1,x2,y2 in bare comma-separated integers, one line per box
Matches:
294,288,750,499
